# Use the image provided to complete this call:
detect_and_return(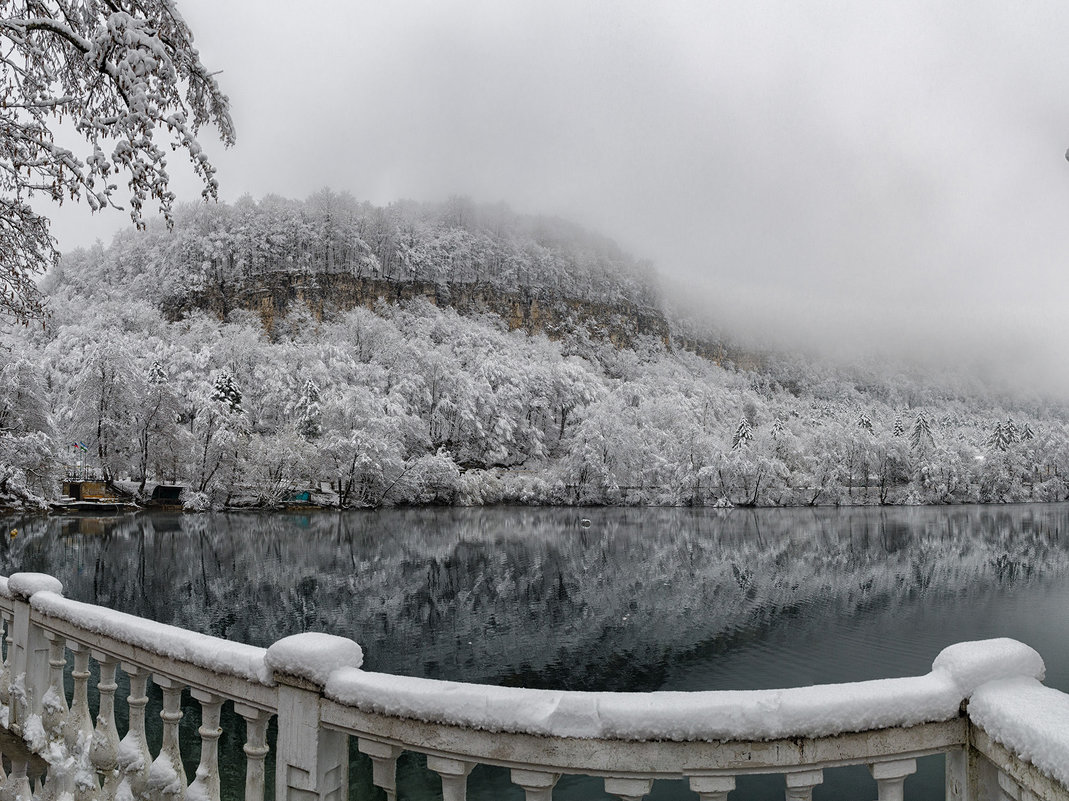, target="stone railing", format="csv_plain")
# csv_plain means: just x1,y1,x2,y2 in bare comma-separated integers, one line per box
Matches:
0,571,1066,801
